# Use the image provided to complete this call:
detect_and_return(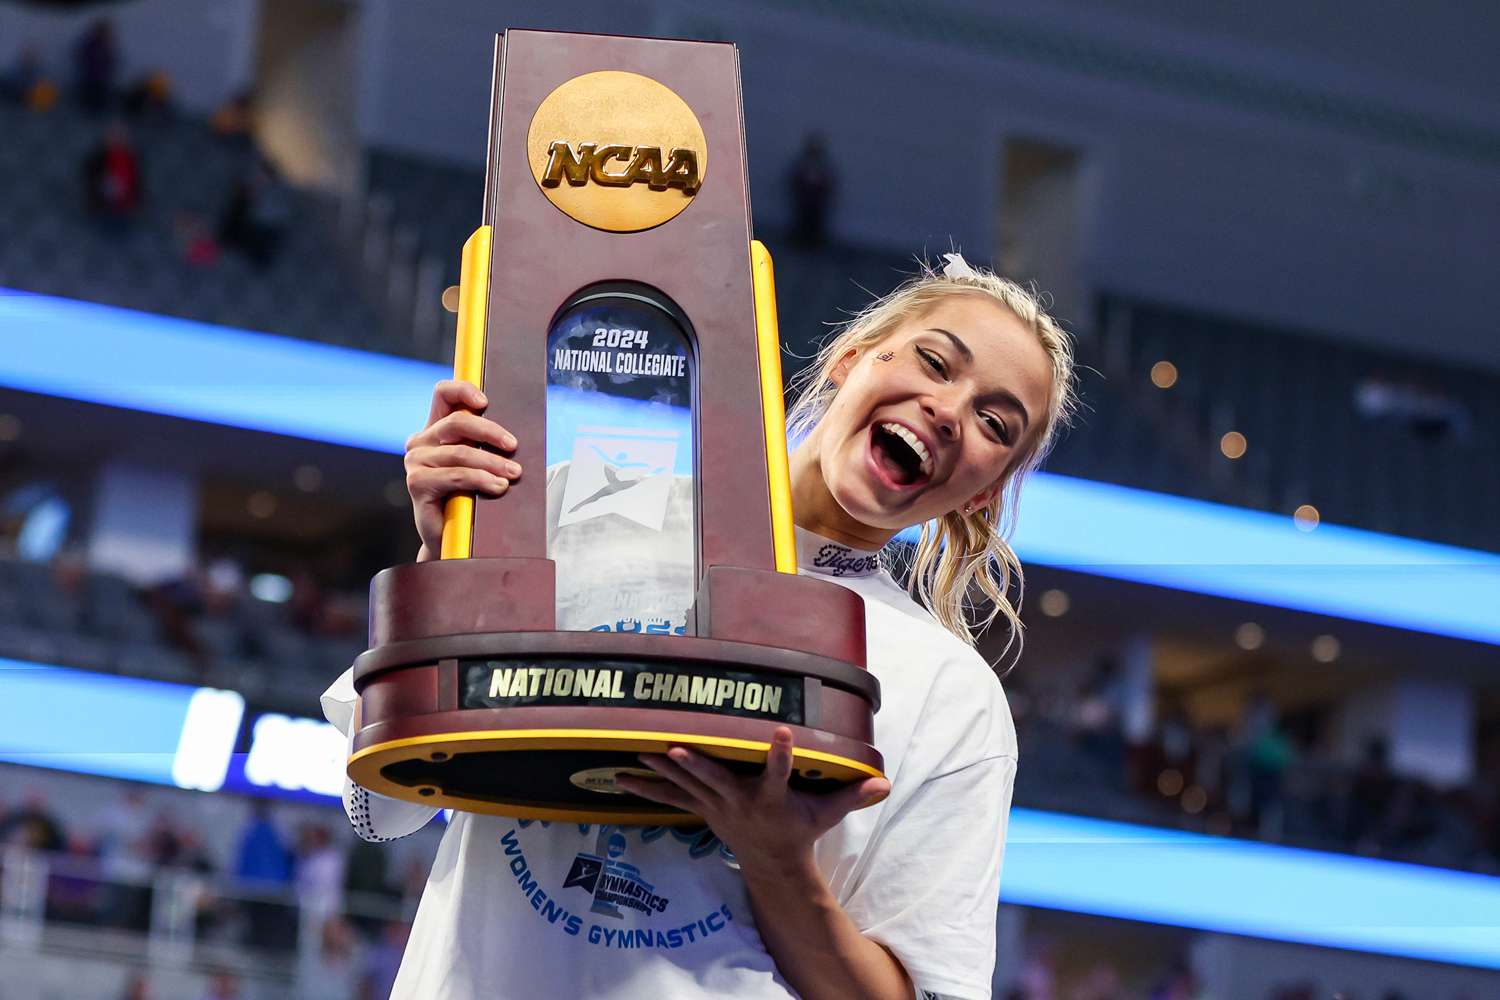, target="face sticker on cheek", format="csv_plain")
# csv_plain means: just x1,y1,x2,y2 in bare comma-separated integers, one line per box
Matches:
875,351,894,362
